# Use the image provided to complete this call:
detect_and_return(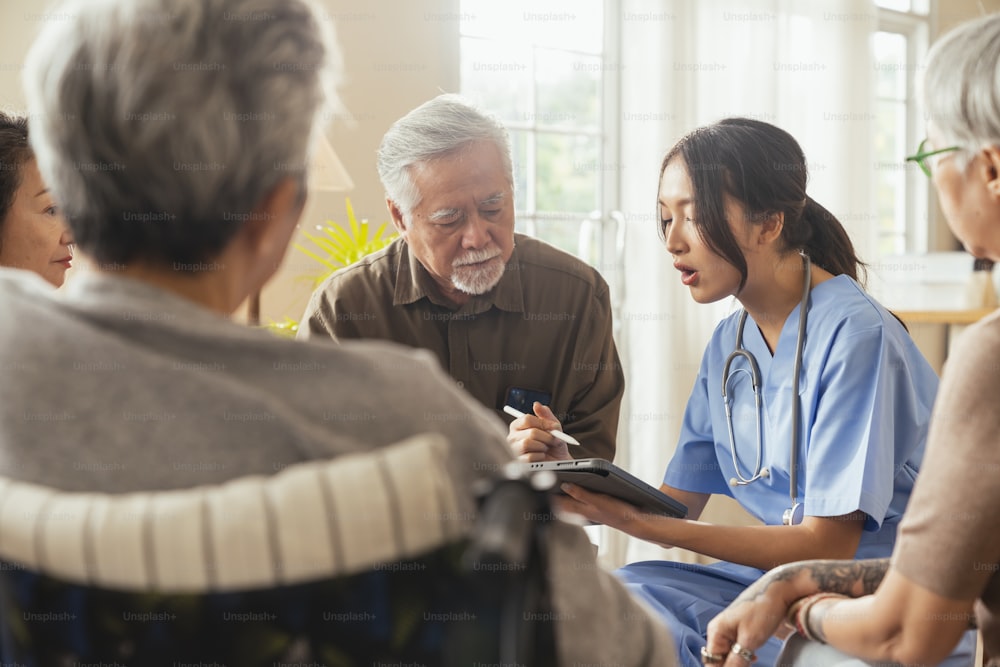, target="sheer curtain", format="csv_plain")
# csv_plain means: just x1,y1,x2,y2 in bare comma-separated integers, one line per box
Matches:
604,0,877,567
